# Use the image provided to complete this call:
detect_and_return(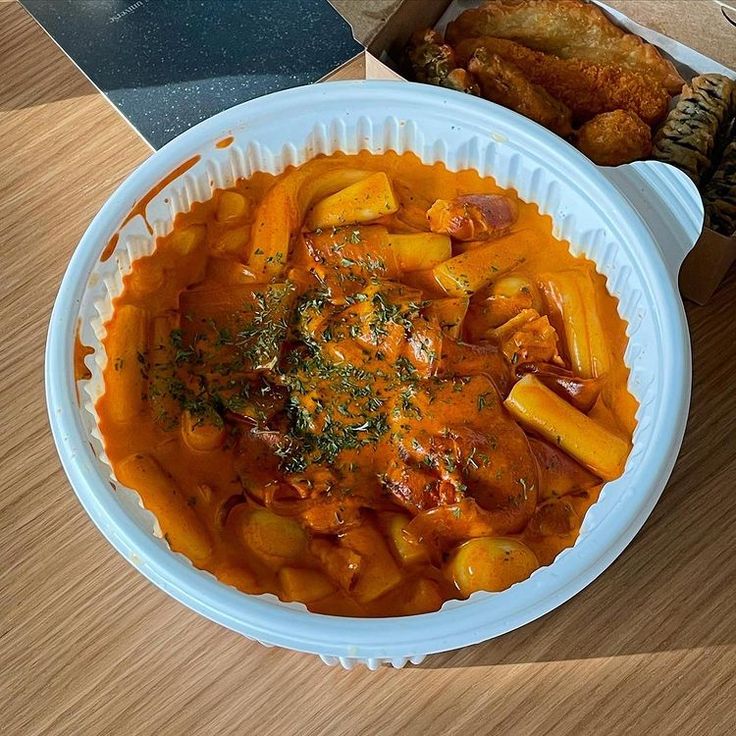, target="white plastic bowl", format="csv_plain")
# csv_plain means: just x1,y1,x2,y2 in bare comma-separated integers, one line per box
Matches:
46,81,703,669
